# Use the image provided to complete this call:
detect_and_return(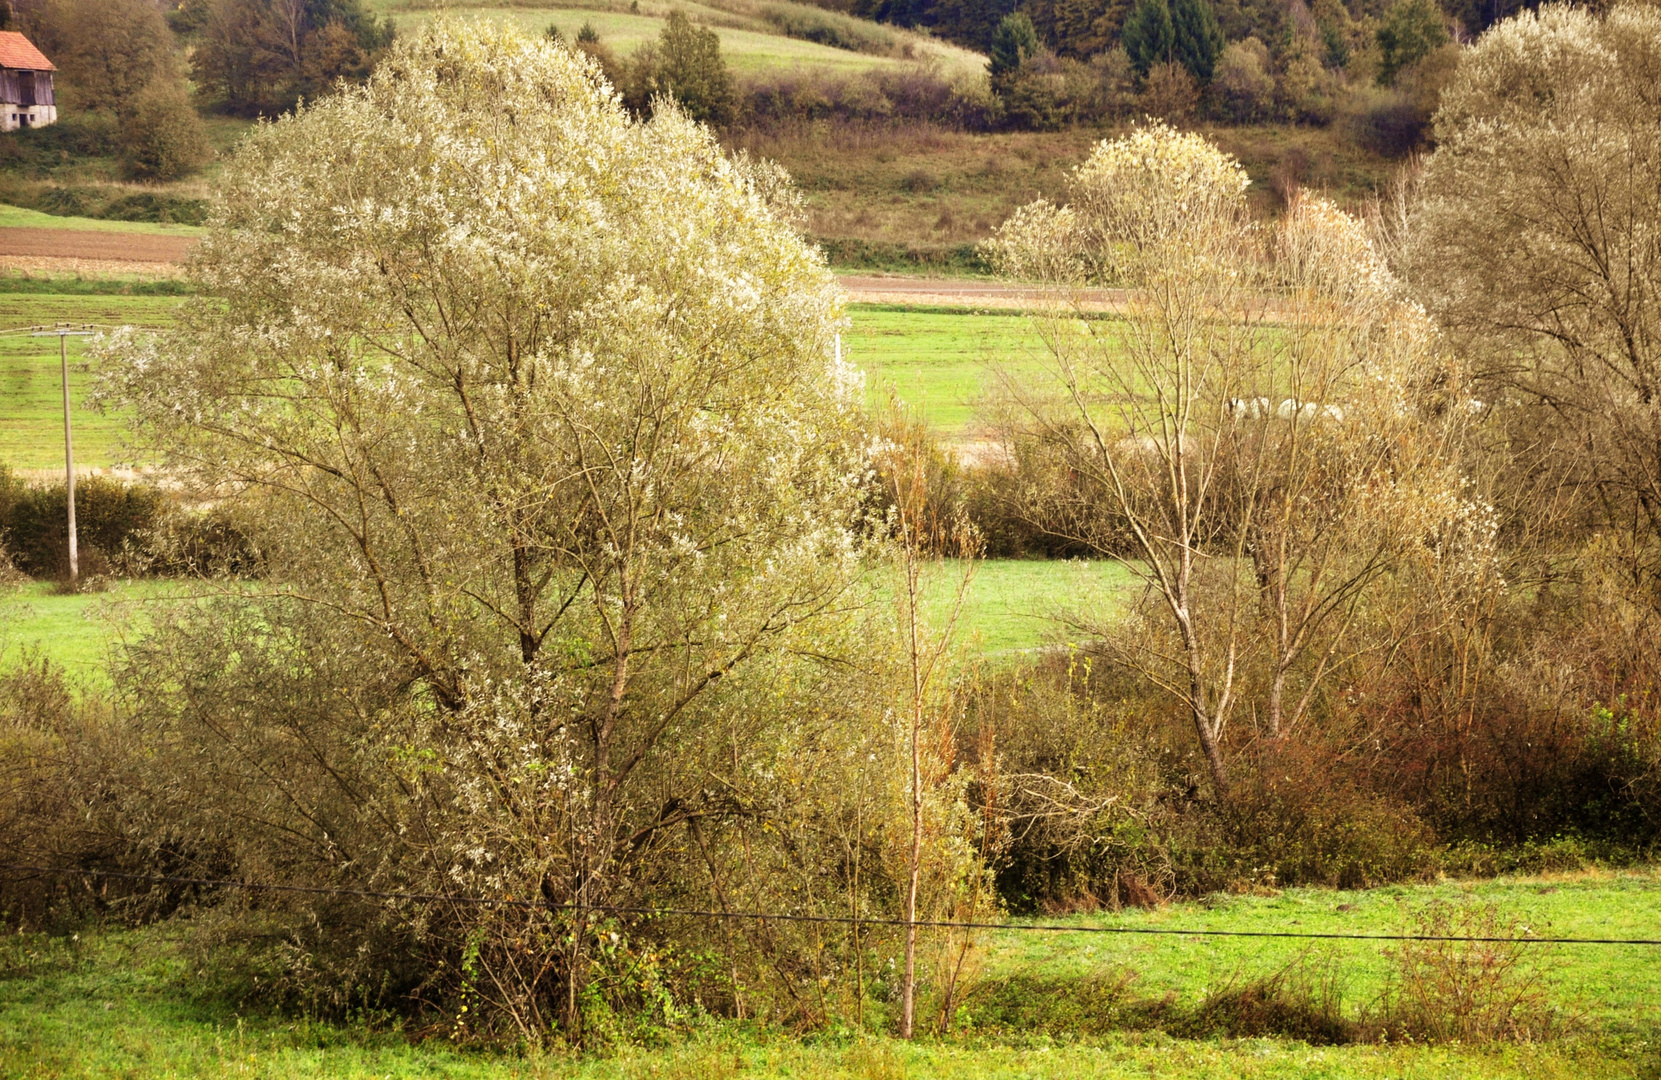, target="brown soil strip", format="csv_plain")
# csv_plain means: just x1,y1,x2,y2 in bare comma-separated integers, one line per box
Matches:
0,227,197,264
839,274,1124,310
0,255,189,279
